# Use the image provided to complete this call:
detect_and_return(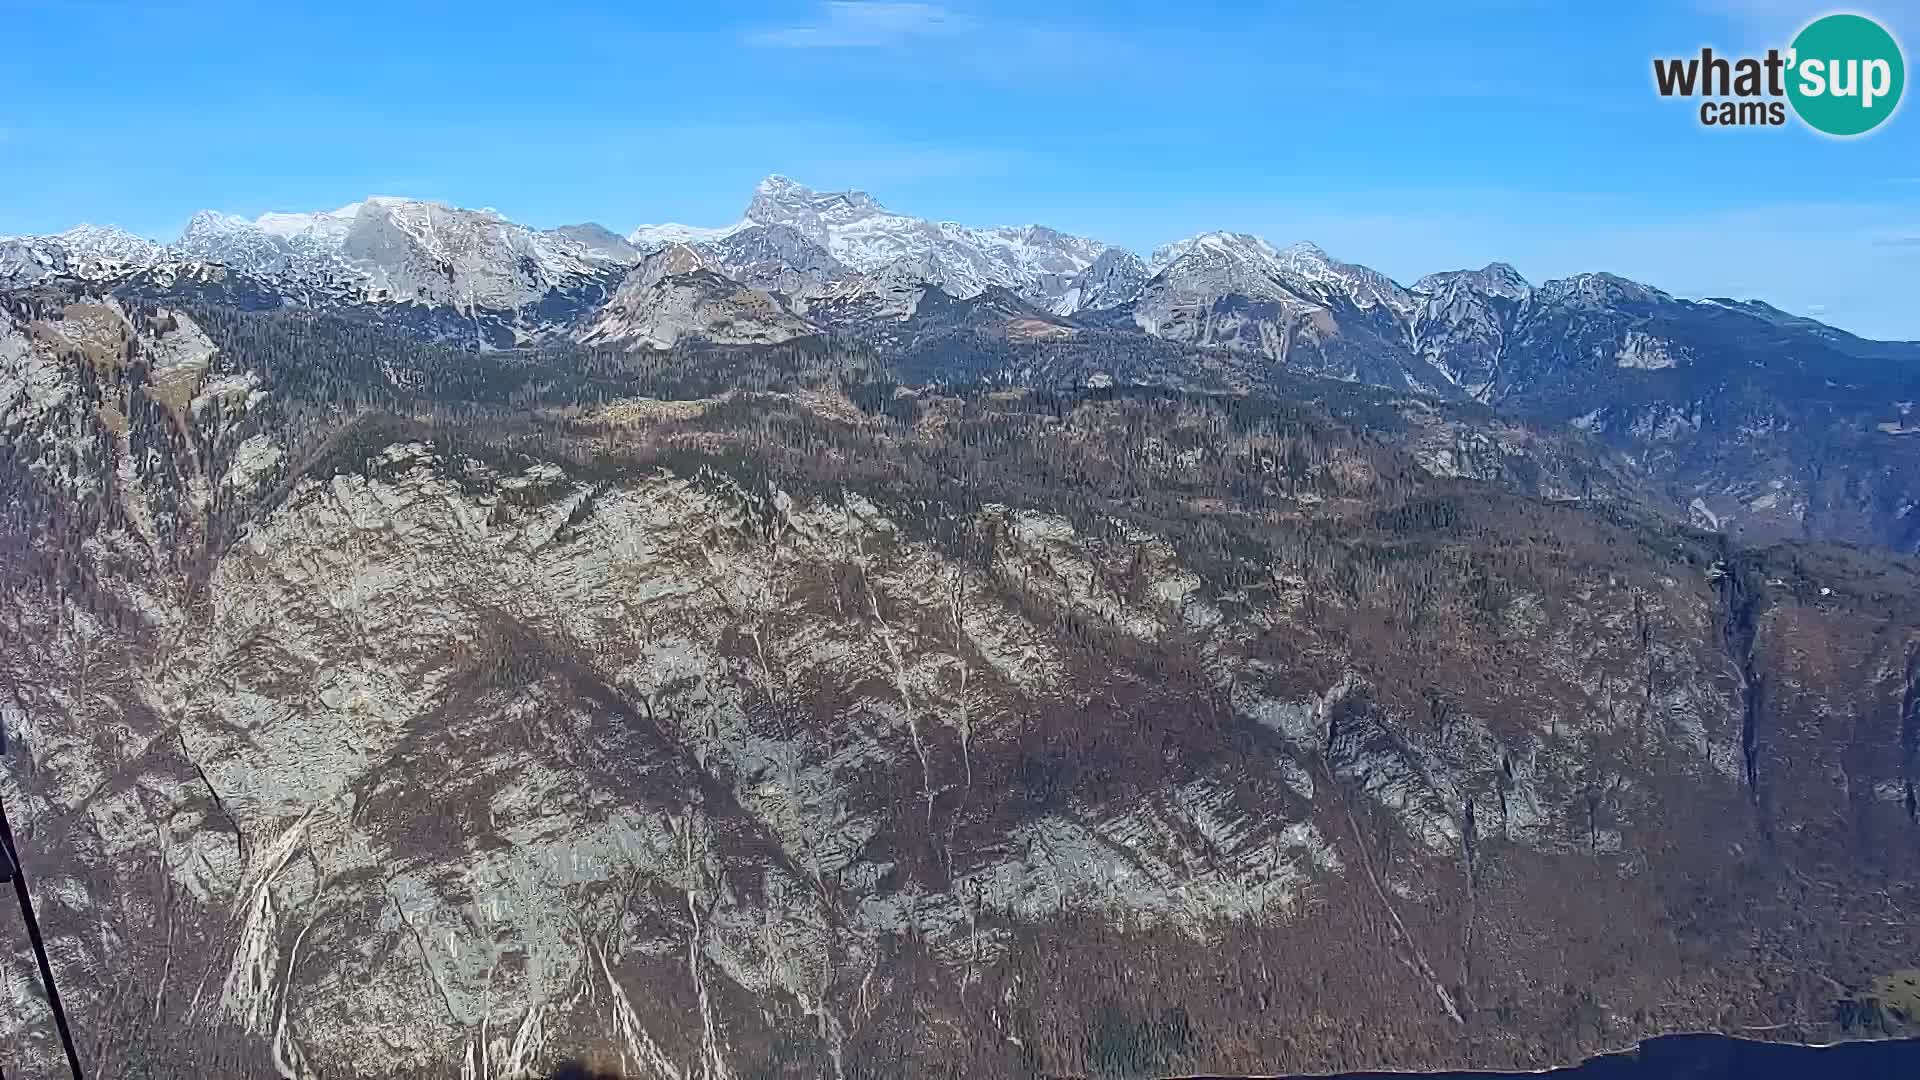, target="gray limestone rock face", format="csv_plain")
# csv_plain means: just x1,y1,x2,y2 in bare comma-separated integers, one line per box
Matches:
3,294,1917,1078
